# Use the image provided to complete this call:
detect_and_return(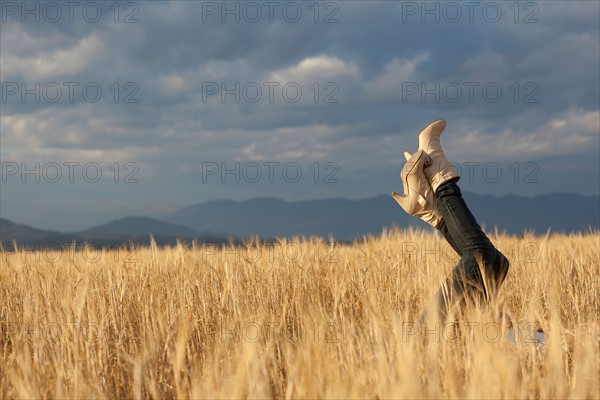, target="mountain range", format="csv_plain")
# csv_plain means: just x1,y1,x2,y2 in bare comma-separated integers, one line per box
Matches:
161,192,599,238
1,192,598,249
0,217,230,251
